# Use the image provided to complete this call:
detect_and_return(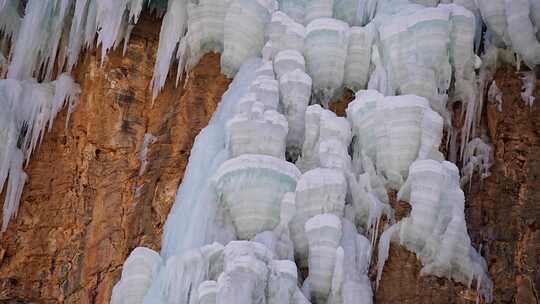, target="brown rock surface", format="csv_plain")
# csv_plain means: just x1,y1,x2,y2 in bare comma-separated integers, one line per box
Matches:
0,16,230,303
